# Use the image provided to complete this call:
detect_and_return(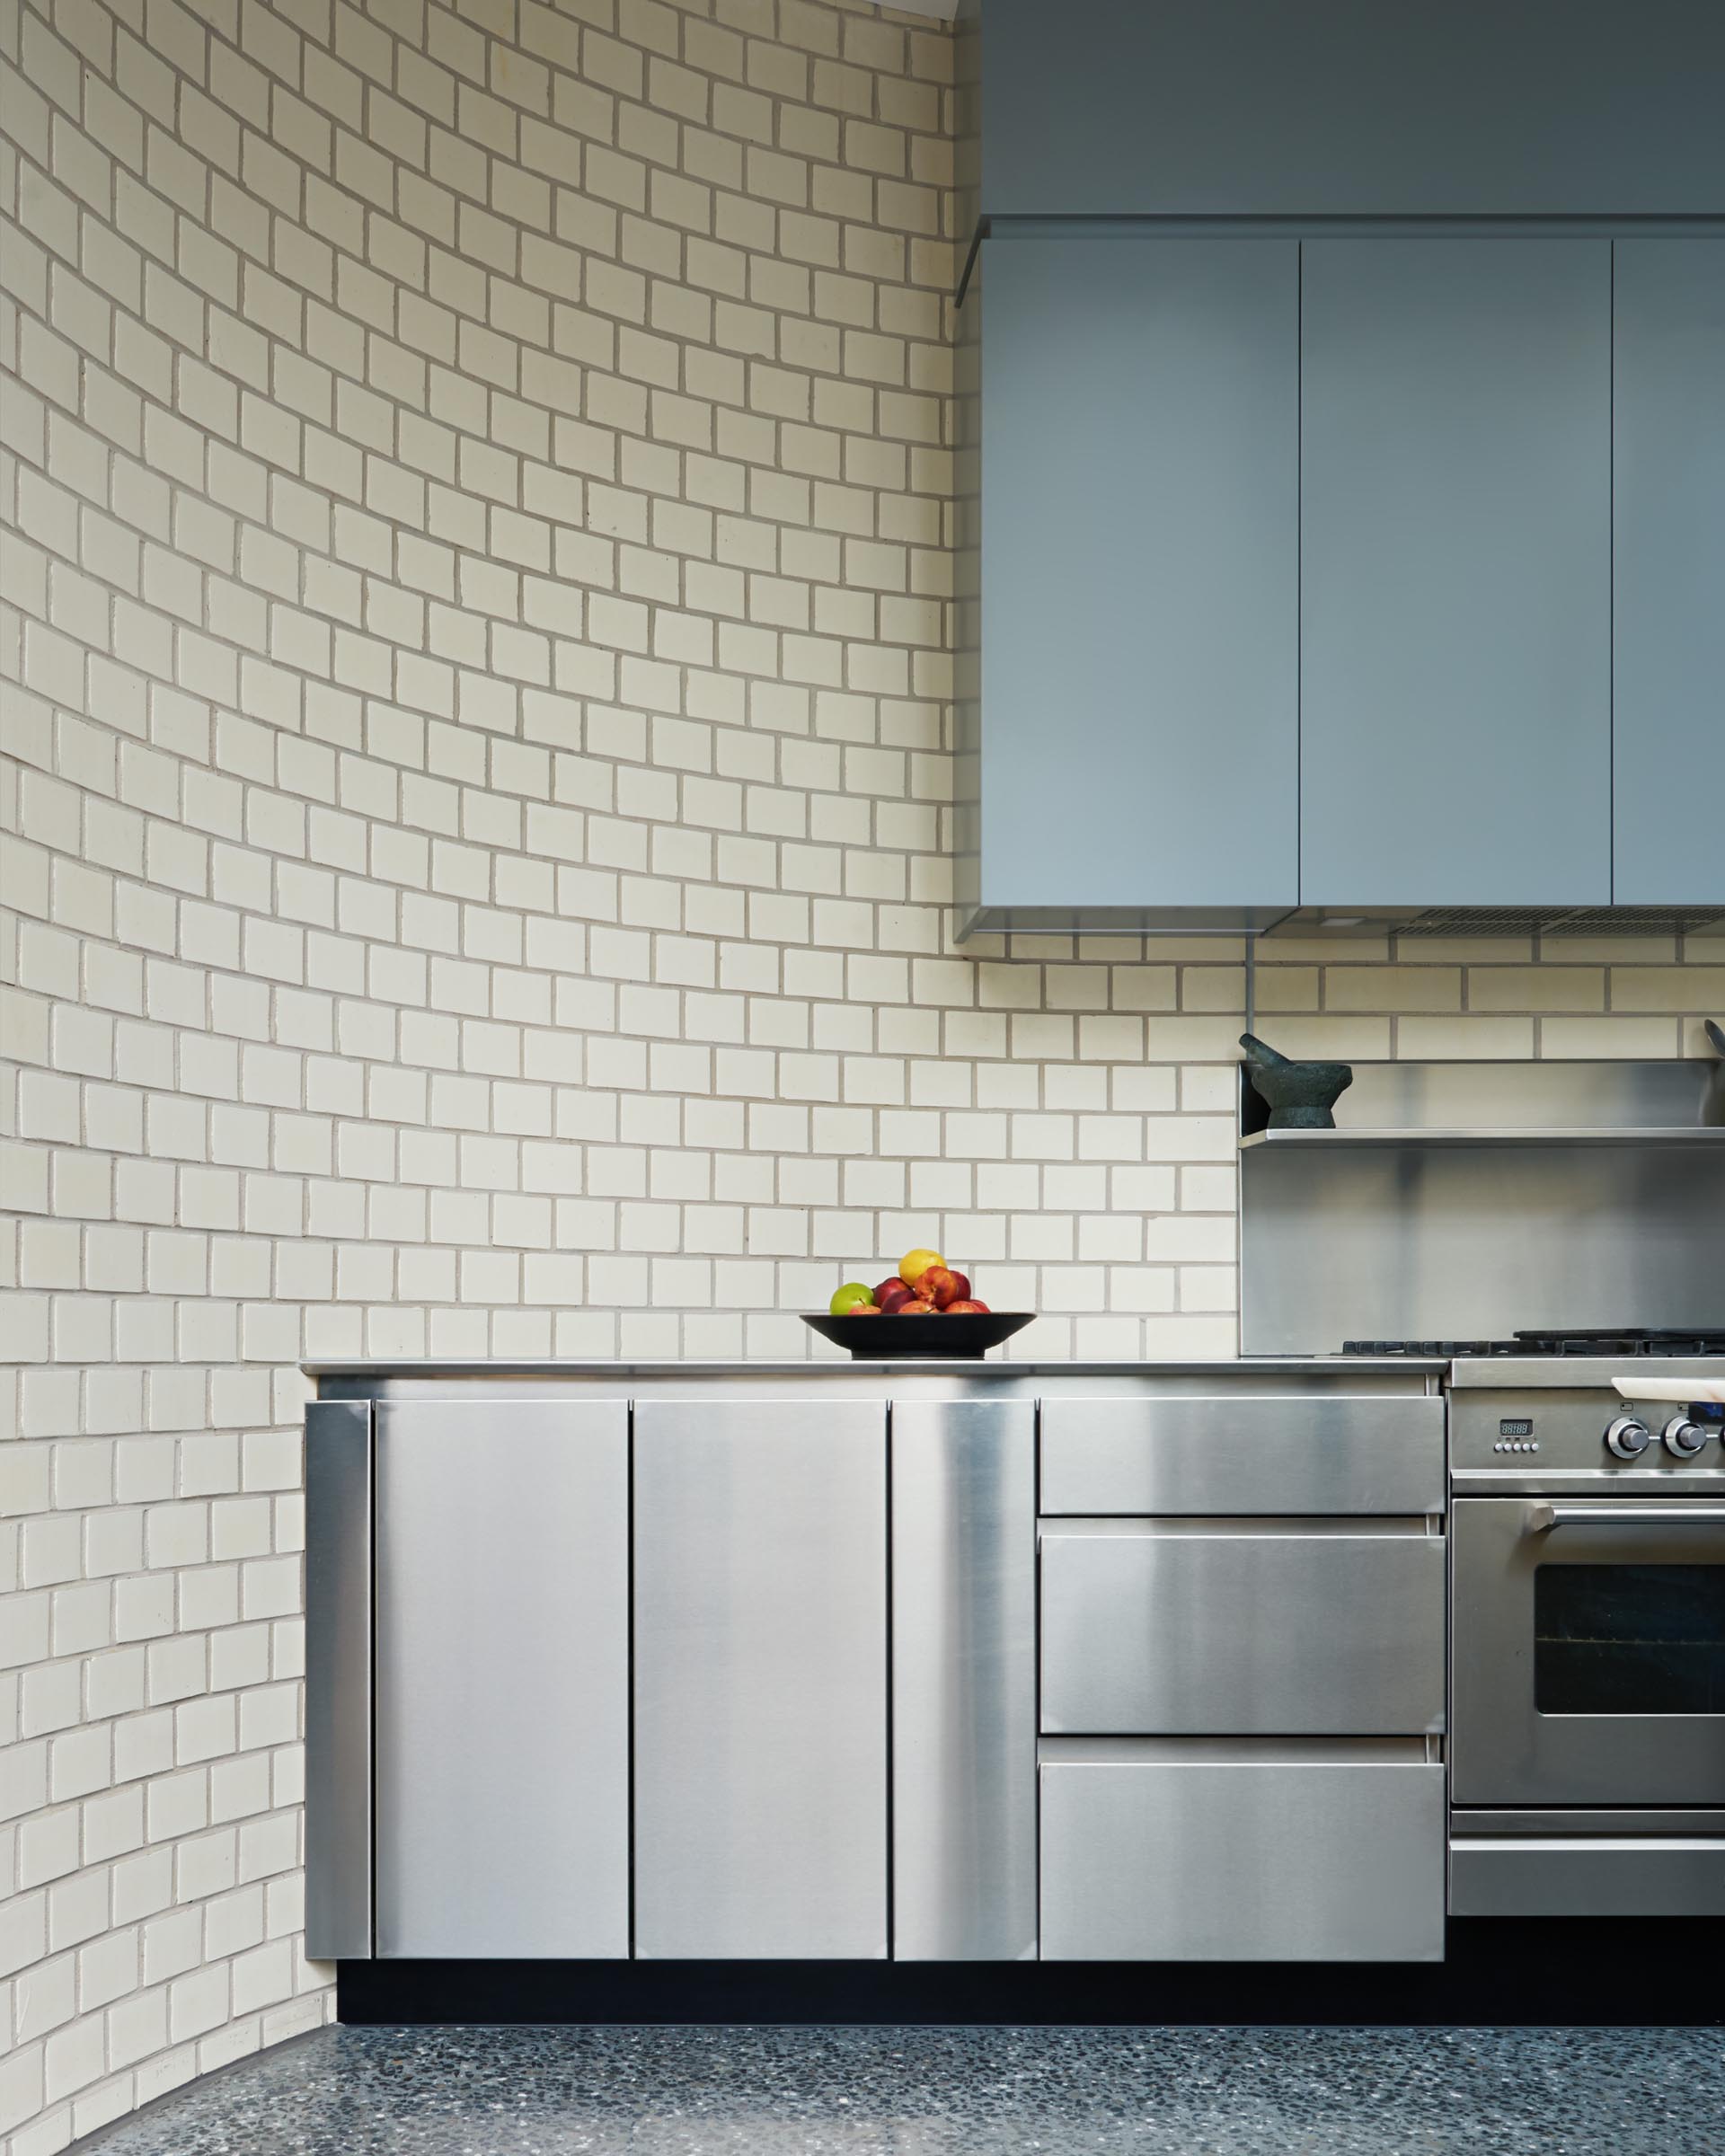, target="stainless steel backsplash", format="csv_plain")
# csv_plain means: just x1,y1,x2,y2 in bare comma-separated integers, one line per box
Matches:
1238,1061,1725,1354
